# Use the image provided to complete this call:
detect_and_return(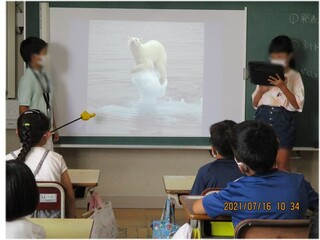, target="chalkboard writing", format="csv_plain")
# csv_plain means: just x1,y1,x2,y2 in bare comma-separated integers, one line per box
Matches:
289,13,319,24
